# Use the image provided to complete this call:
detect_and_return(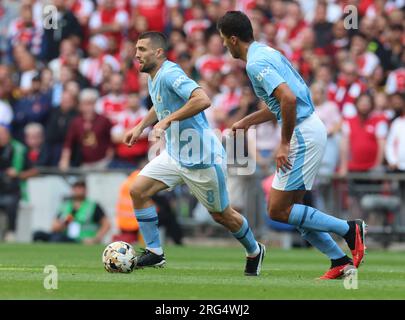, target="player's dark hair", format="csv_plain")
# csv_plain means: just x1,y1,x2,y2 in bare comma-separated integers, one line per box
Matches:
138,31,169,54
217,11,254,42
